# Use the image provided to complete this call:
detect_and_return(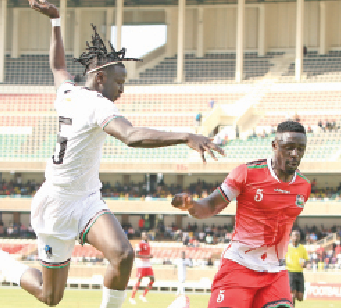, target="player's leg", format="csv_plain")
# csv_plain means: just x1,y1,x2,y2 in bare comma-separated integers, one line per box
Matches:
179,279,185,295
21,264,70,306
295,273,305,302
84,212,134,308
140,274,154,301
1,234,72,306
208,287,255,308
288,271,297,306
253,270,293,308
130,275,142,305
291,290,297,307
